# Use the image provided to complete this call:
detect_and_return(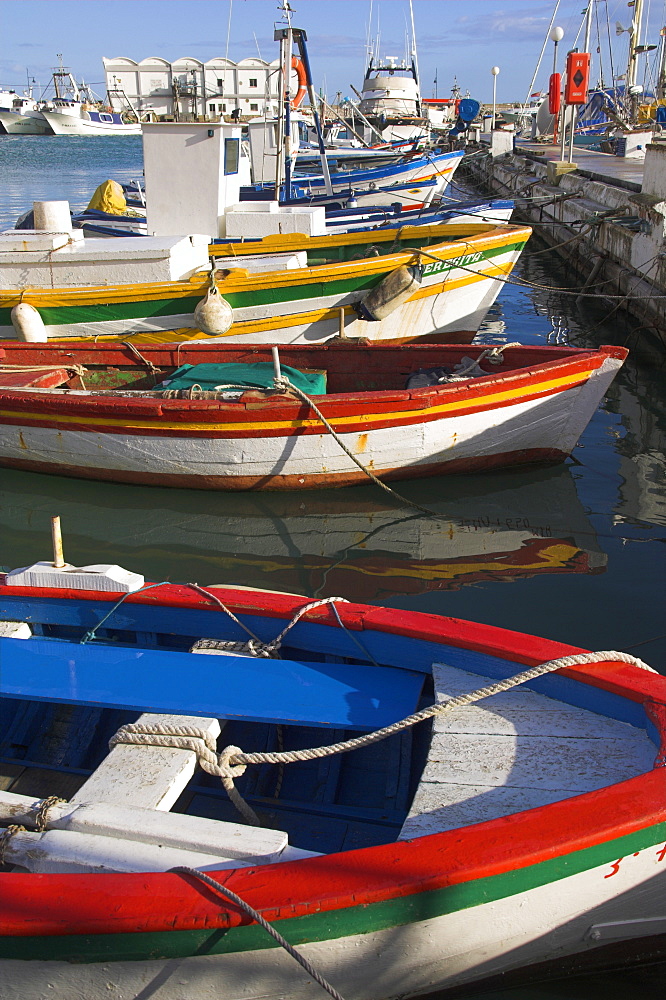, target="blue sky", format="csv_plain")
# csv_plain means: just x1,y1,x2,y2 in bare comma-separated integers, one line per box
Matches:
1,1,665,103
